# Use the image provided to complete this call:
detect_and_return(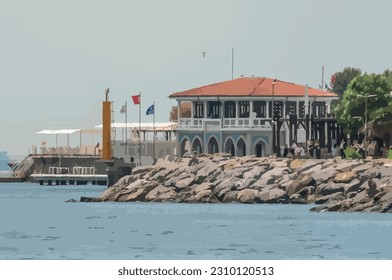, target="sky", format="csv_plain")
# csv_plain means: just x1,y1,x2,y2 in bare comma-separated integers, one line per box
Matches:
1,0,392,157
